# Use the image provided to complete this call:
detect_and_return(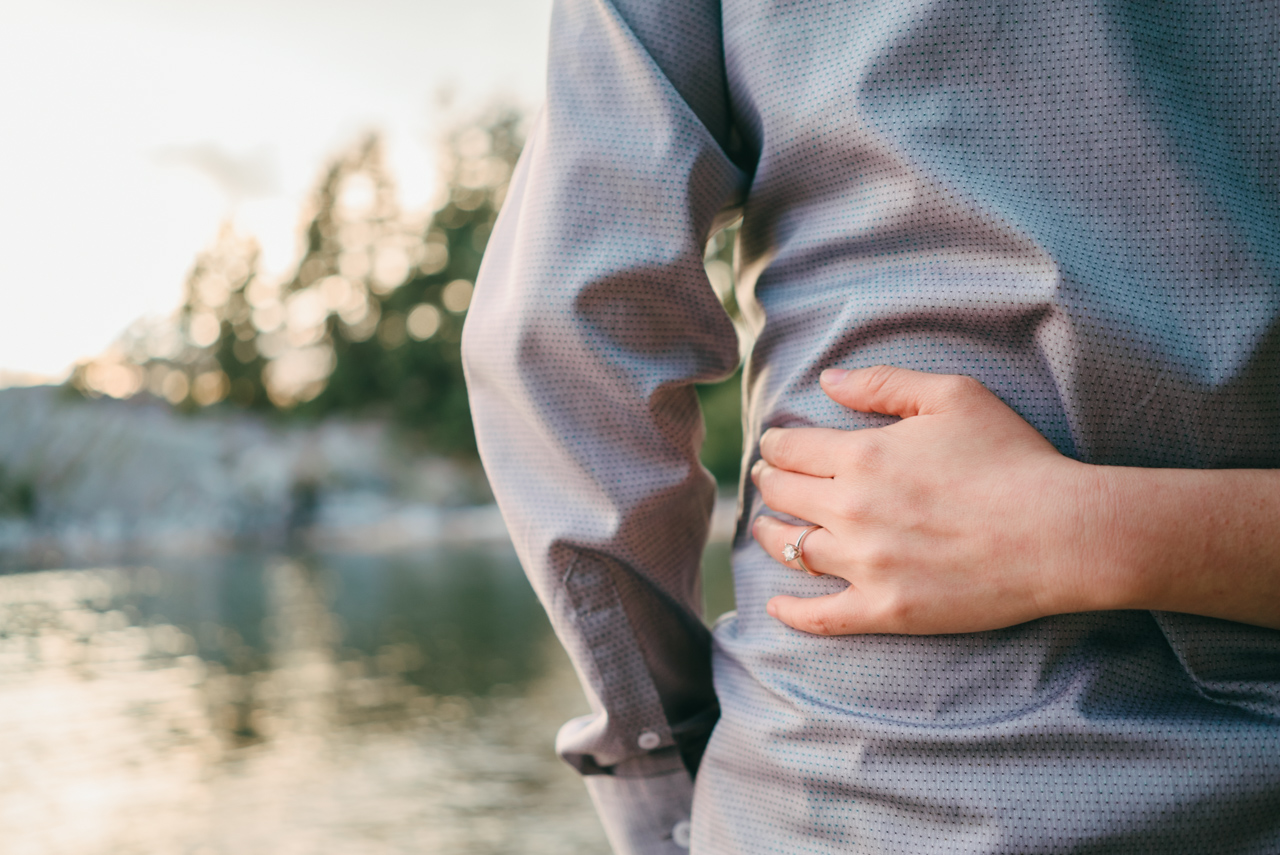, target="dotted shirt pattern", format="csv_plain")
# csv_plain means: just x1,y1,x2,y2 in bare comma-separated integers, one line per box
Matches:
463,1,1280,853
